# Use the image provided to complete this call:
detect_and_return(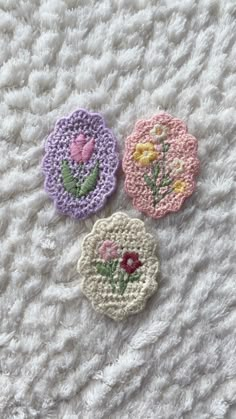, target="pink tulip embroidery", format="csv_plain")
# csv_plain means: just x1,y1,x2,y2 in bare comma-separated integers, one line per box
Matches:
61,133,98,199
42,108,119,219
70,134,95,163
99,240,119,261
